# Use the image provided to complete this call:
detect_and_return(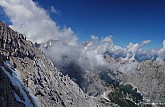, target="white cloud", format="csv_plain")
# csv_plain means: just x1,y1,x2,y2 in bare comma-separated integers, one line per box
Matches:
118,62,139,73
91,35,99,40
157,39,165,61
0,0,75,43
127,43,139,53
103,36,113,44
50,5,56,13
1,0,165,74
50,5,60,15
163,39,165,48
1,0,111,72
140,40,151,47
